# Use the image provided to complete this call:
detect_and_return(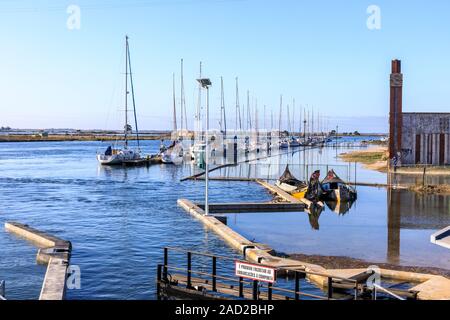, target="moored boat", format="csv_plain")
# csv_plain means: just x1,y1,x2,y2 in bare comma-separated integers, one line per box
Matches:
97,36,142,166
320,169,357,202
276,165,308,199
